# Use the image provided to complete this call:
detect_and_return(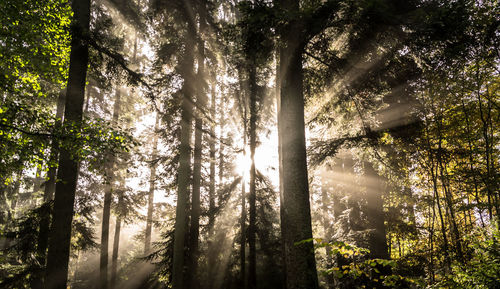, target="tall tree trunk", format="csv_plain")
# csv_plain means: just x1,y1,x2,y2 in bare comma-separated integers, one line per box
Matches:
207,75,217,289
31,89,66,289
437,153,464,263
189,115,201,288
278,0,319,288
320,168,335,289
100,172,112,289
478,92,496,219
276,48,287,289
248,58,257,289
44,0,90,288
240,85,248,289
219,98,225,186
218,62,227,187
172,6,196,288
485,95,499,219
461,100,485,227
110,194,123,289
188,6,206,288
363,161,389,259
336,156,351,289
188,35,205,289
144,114,159,254
428,195,436,283
100,87,121,289
436,116,464,264
427,144,450,271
